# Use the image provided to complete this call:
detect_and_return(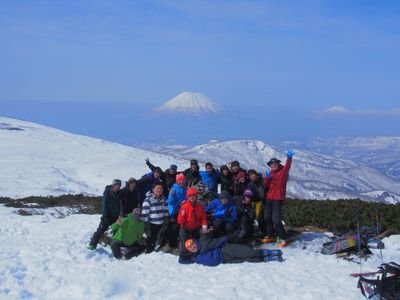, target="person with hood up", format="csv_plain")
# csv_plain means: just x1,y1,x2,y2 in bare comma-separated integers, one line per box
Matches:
178,233,283,266
167,173,188,249
219,165,233,196
206,190,237,237
110,208,146,260
141,182,169,253
183,159,202,187
262,150,295,247
177,187,208,254
88,179,122,250
120,177,141,217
